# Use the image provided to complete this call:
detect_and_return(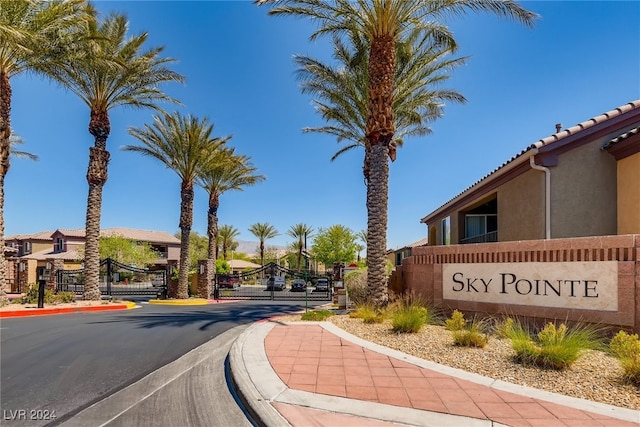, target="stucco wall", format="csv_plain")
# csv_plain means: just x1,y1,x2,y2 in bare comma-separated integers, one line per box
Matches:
618,153,640,234
551,139,617,238
393,235,640,332
498,169,545,241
